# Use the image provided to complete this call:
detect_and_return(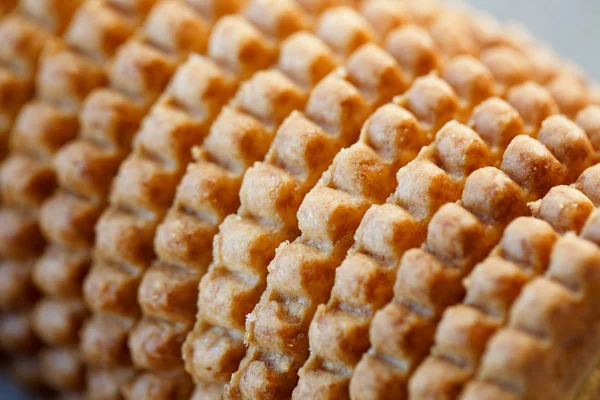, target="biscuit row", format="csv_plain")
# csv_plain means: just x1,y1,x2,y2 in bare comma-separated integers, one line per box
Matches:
2,0,600,398
347,112,595,400
128,4,391,397
447,1,596,120
0,0,139,391
19,0,229,395
200,1,534,397
80,1,337,398
410,160,600,398
182,41,409,399
461,213,600,399
459,152,600,399
126,3,446,398
292,89,531,399
224,4,592,394
180,2,487,398
223,63,486,396
0,0,93,311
